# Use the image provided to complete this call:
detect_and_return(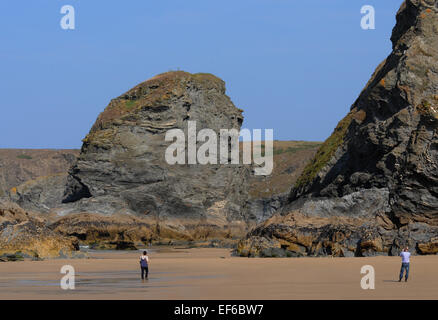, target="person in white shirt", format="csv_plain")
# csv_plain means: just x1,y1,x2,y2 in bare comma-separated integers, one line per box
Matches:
139,251,150,280
399,247,411,282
